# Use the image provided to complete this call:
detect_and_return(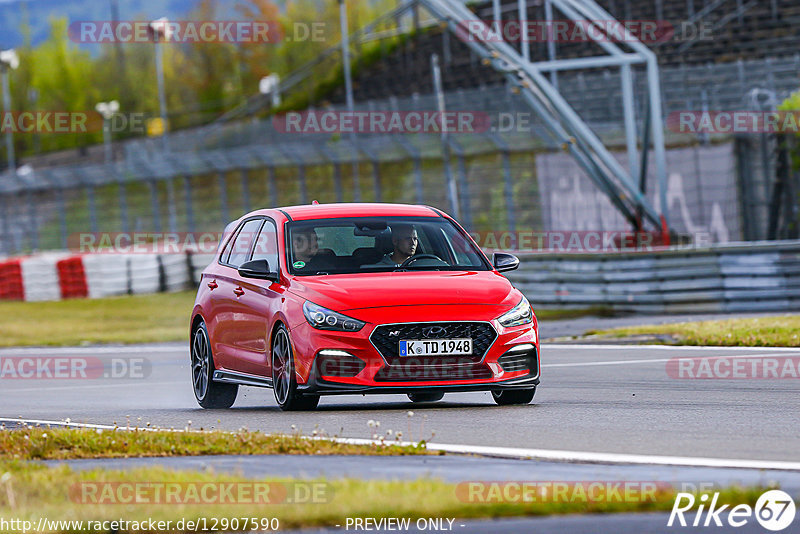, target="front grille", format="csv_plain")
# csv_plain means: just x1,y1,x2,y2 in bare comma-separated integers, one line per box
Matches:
370,322,498,365
497,346,538,375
